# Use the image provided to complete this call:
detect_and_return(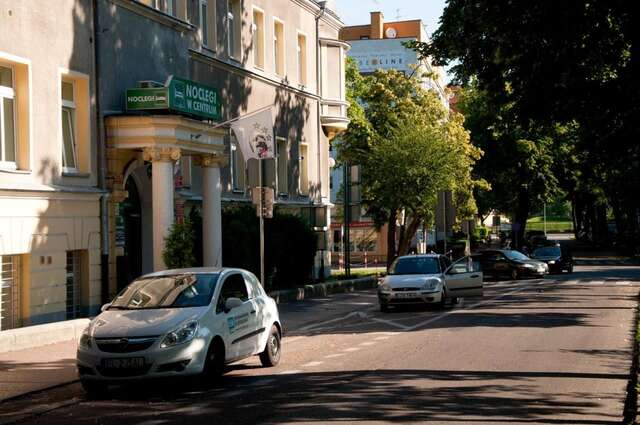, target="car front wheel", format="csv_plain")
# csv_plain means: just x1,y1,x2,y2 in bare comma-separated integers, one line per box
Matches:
202,338,225,380
260,325,281,367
